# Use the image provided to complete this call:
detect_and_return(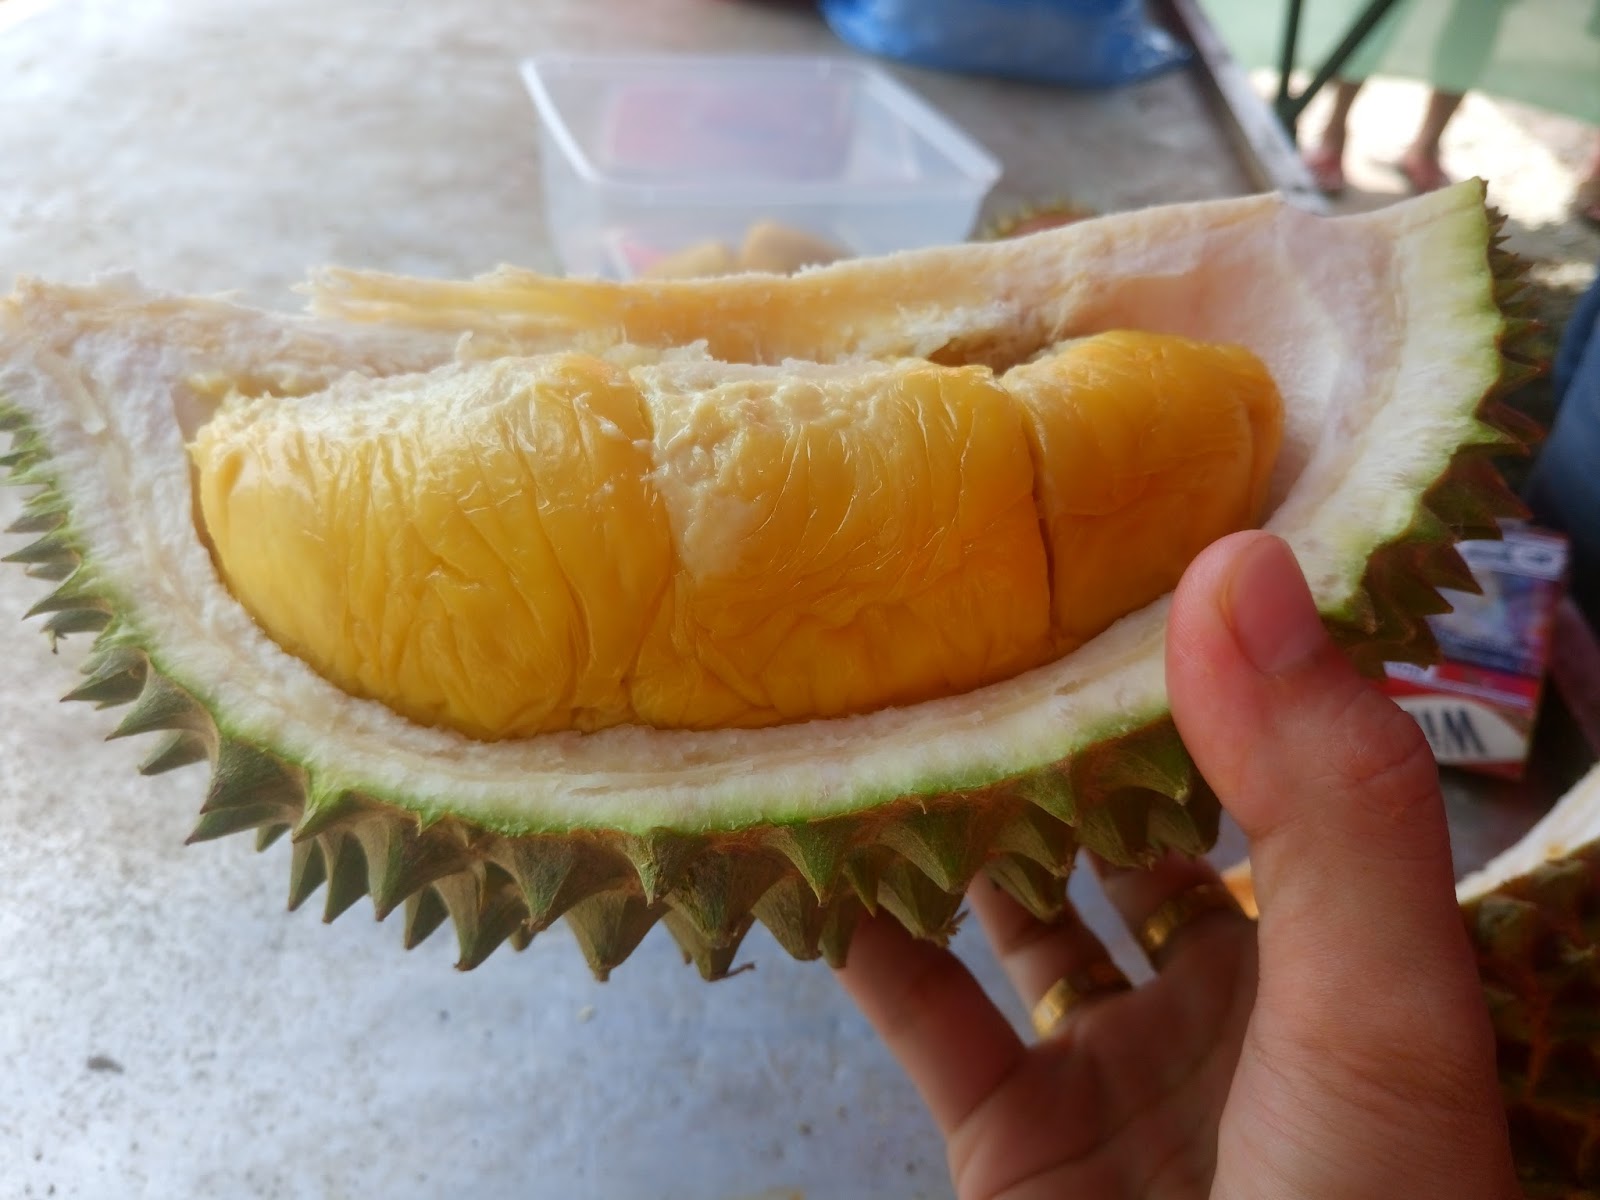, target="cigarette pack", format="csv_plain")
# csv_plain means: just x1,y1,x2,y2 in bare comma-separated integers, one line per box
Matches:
1381,523,1570,780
